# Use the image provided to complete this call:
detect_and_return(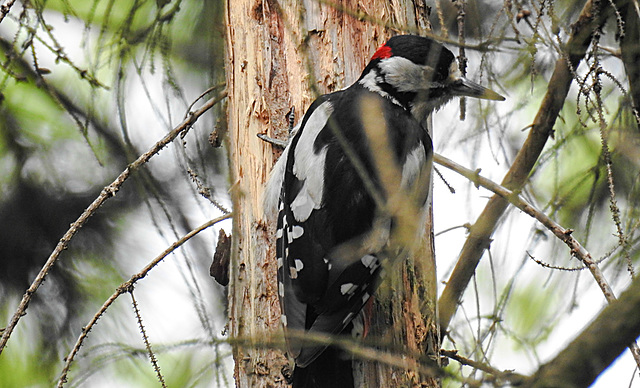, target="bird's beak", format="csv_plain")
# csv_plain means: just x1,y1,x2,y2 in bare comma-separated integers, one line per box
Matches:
451,77,505,101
